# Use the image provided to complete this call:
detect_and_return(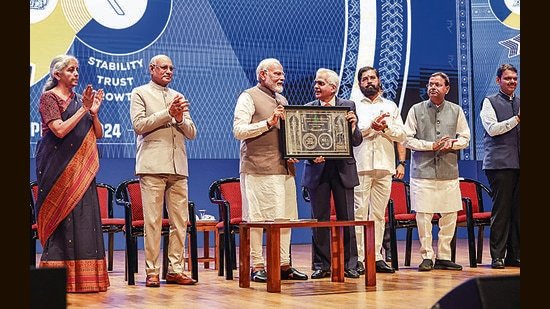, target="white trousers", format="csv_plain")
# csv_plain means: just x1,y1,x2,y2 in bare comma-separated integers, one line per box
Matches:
353,171,392,262
416,211,457,261
241,173,298,268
